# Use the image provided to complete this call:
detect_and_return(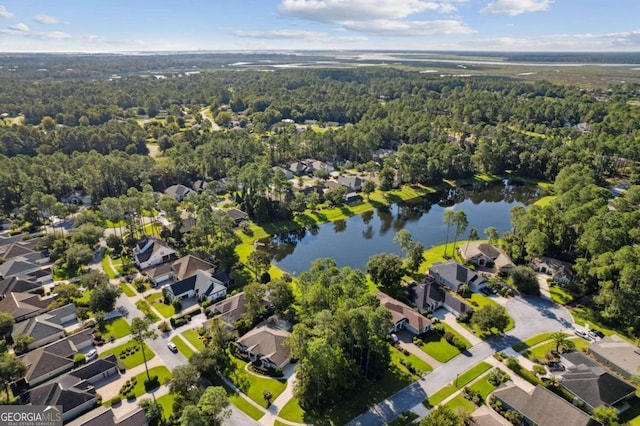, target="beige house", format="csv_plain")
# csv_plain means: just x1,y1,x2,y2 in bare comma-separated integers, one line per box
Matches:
375,291,431,335
236,324,291,369
458,242,514,275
